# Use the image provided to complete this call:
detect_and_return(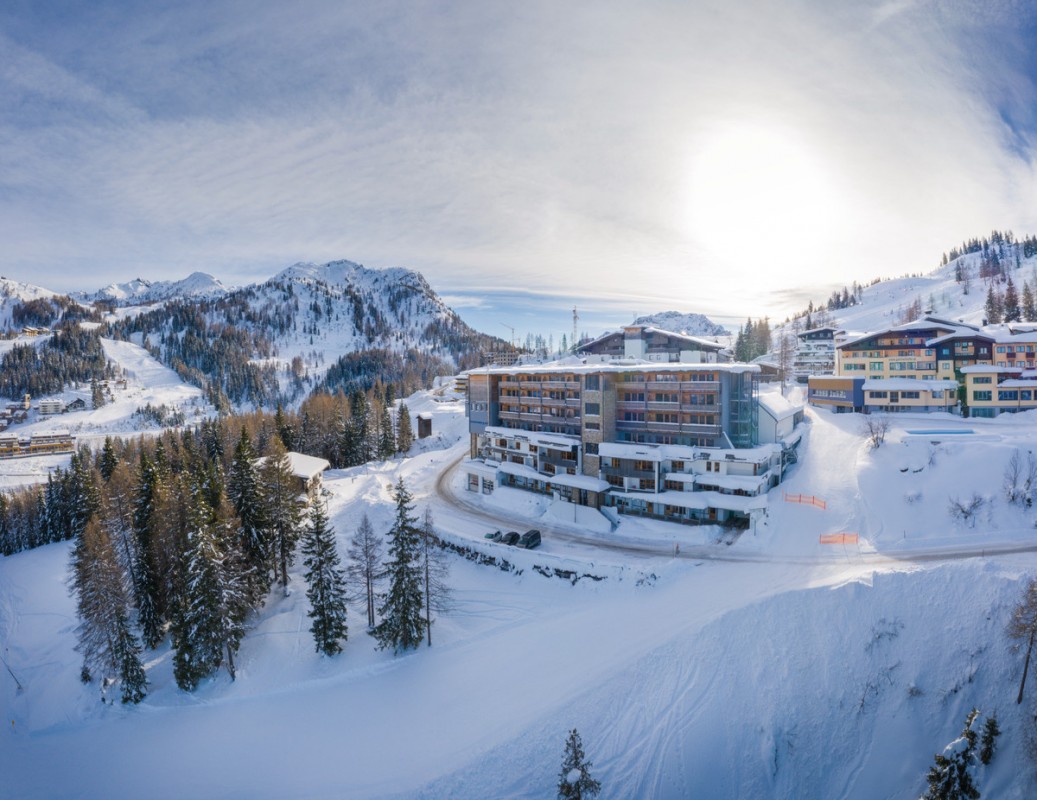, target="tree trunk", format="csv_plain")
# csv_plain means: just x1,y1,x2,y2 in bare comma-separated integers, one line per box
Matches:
425,545,432,647
1018,626,1035,704
226,644,236,681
